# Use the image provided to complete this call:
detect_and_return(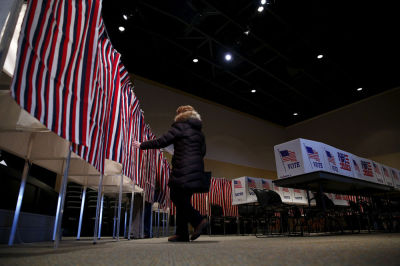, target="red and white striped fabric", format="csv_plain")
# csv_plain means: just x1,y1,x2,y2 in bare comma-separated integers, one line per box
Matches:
72,21,122,173
209,178,225,215
191,193,208,216
222,179,238,217
11,0,102,147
